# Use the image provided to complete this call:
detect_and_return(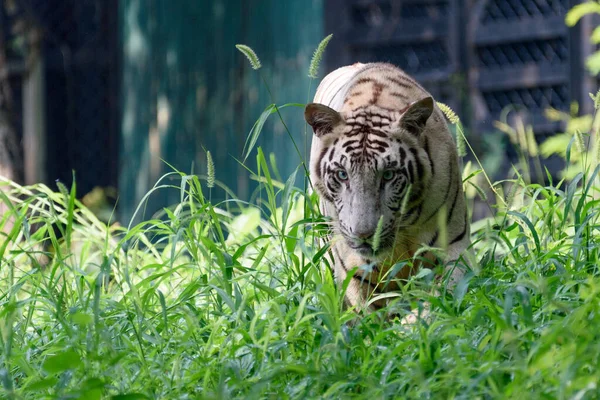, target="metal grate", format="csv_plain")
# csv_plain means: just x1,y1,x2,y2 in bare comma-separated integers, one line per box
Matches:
325,0,462,112
352,41,450,75
482,85,569,114
477,38,569,68
351,2,450,25
482,0,569,23
466,0,588,139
